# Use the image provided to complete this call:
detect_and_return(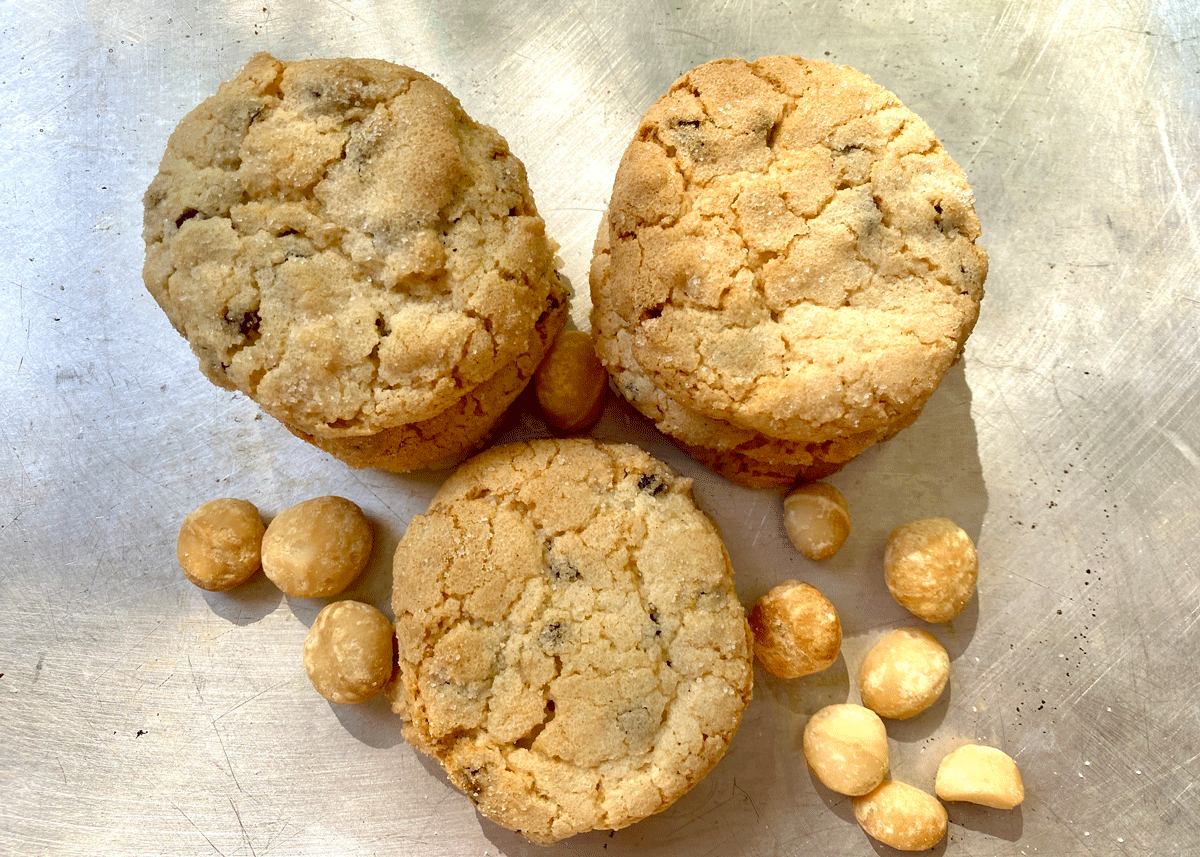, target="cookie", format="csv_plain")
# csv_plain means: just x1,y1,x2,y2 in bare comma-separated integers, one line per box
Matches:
286,287,565,472
599,317,897,487
390,438,753,843
144,53,565,449
591,56,985,476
